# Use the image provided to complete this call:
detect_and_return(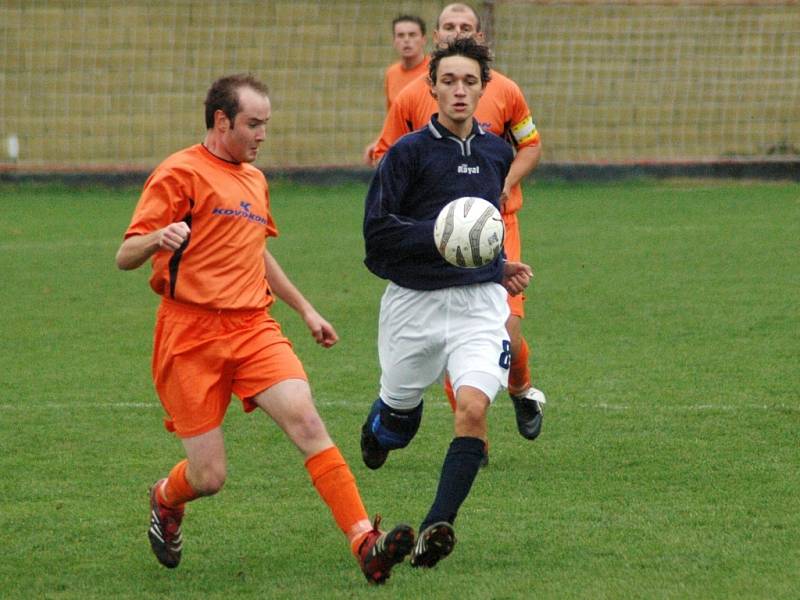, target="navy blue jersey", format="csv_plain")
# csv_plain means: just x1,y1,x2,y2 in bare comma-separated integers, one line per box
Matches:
364,115,514,290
